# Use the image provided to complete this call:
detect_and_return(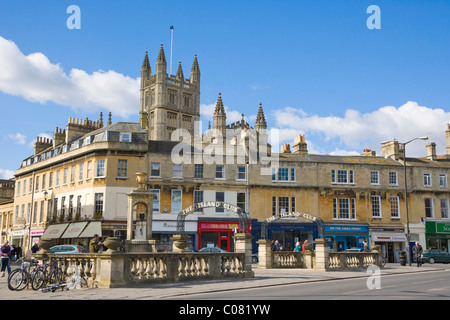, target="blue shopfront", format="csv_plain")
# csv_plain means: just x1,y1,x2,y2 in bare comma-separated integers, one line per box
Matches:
251,219,319,252
324,224,369,252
